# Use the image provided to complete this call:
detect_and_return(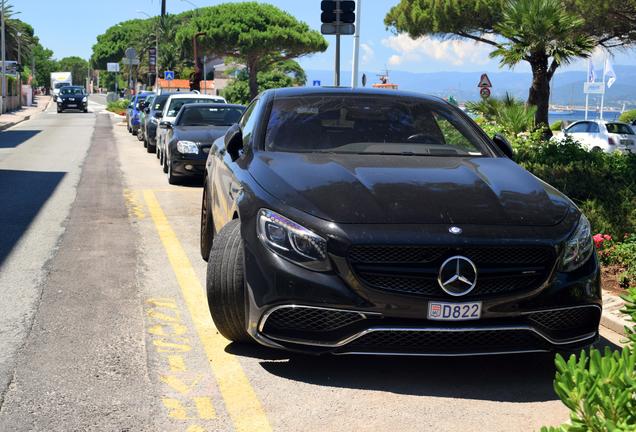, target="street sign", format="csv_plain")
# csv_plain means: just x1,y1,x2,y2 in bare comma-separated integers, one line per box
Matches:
478,73,492,88
321,0,356,24
107,63,120,73
480,87,491,99
321,23,355,35
584,82,605,94
125,47,137,60
121,57,140,65
313,80,321,87
149,48,156,67
164,71,175,81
